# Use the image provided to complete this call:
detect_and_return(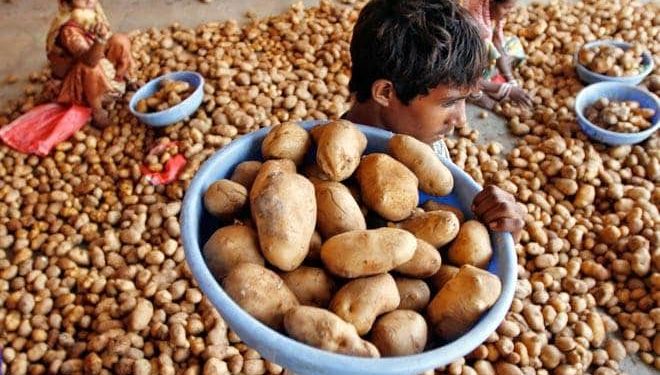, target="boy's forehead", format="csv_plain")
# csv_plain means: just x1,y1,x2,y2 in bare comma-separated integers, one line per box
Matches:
427,84,476,100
